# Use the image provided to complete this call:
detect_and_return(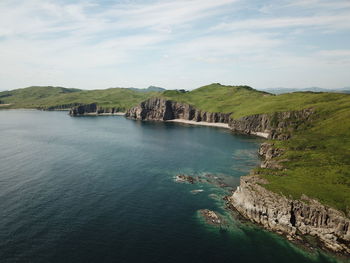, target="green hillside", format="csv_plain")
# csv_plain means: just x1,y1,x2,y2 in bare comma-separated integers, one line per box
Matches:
0,86,159,111
163,84,350,214
162,83,350,119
